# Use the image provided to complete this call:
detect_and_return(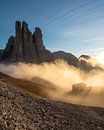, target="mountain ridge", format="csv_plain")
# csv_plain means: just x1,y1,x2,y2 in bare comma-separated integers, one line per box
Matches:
0,21,103,71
